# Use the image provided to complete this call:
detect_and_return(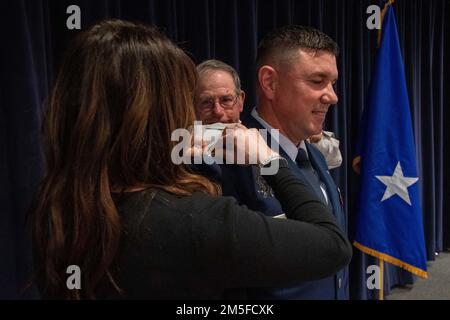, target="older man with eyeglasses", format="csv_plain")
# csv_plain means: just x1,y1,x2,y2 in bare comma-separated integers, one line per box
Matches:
195,60,245,124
